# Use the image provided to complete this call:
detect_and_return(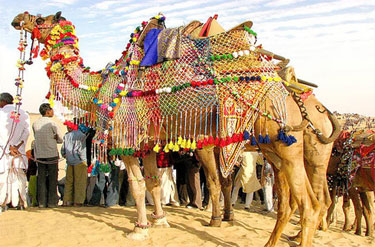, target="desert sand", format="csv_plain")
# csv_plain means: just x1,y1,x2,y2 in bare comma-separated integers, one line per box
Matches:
1,199,374,247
